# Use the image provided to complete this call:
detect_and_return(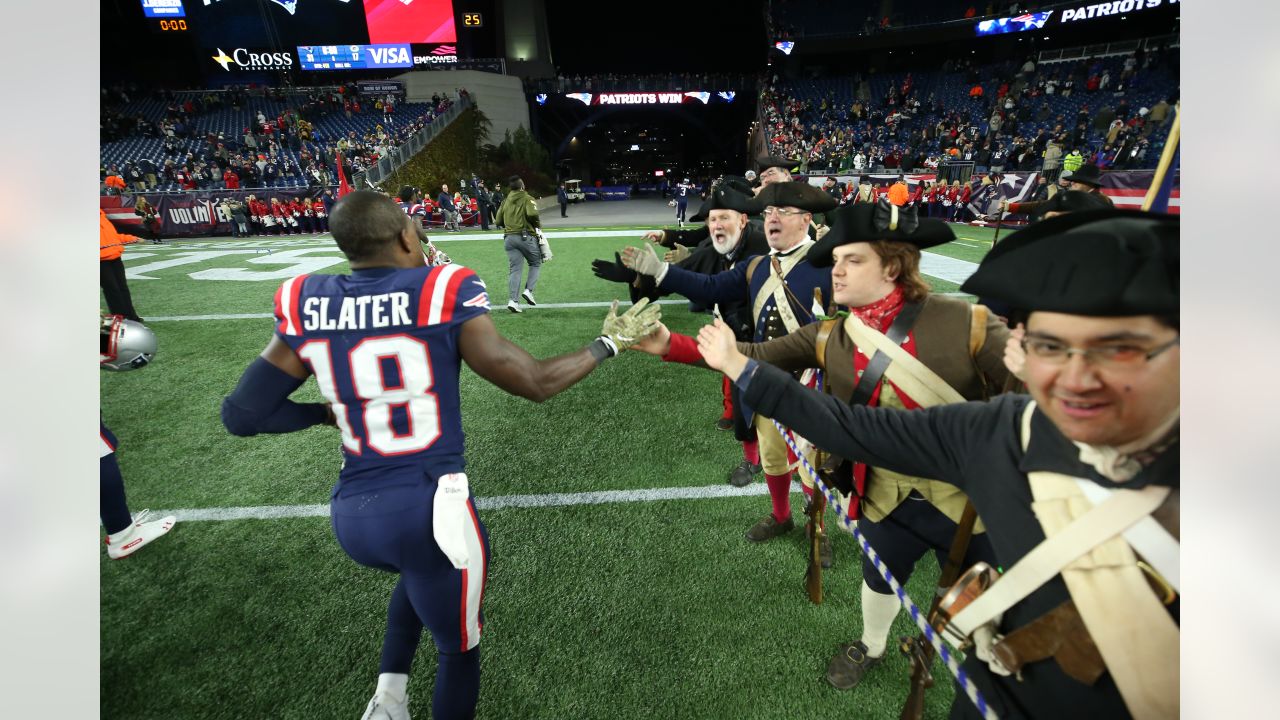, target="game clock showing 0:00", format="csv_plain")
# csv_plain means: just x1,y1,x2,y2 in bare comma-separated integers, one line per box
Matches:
155,18,189,31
